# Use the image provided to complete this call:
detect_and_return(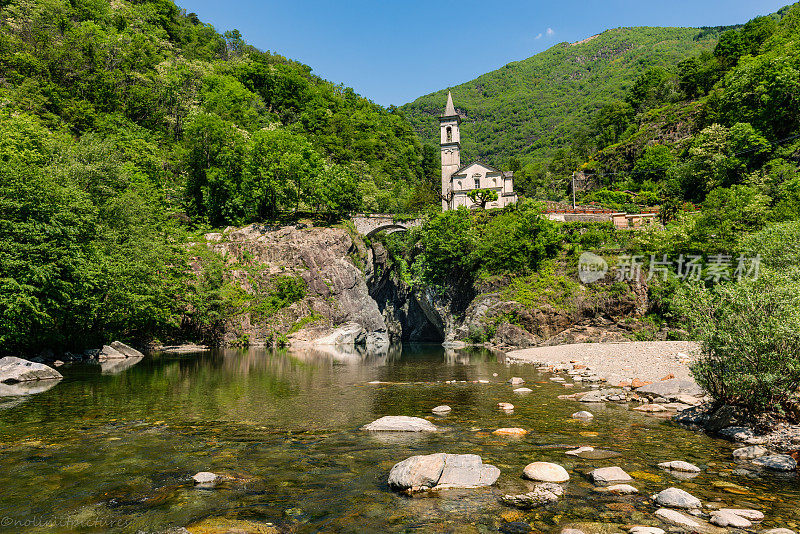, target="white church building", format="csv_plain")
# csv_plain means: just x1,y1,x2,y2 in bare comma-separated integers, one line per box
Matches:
440,91,517,210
